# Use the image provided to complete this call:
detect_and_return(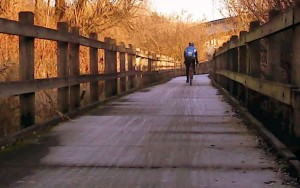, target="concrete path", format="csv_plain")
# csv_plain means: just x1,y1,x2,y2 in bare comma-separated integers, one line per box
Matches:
0,75,297,187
